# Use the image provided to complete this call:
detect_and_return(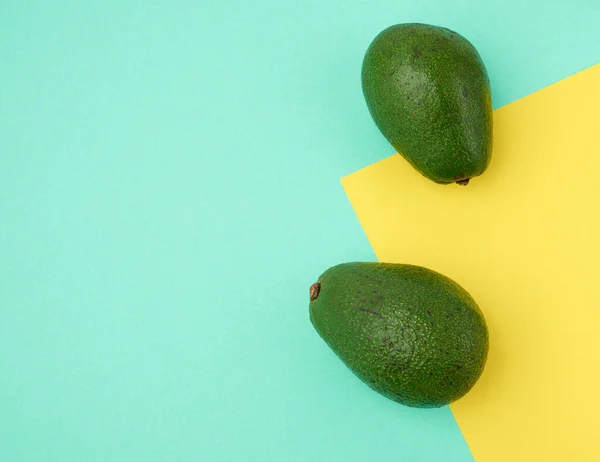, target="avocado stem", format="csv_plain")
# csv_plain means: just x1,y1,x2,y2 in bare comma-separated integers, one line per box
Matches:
456,179,470,186
310,282,321,301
